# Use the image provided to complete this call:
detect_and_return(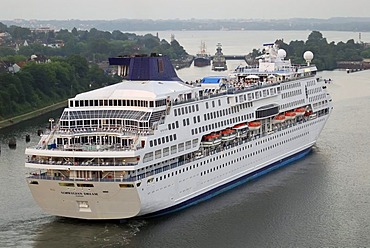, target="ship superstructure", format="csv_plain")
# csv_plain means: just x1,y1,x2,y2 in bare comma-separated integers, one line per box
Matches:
212,43,227,71
26,45,332,220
